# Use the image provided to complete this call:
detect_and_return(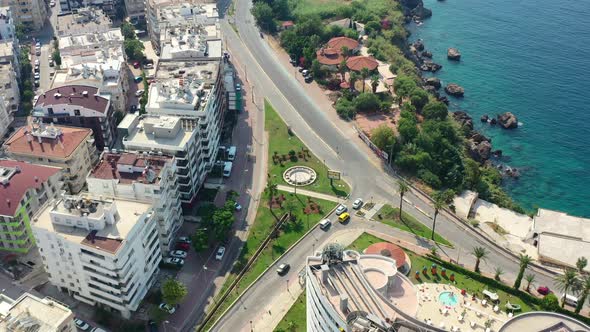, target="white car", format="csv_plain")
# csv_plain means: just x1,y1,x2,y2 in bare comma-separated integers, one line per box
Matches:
215,246,226,260
34,59,40,65
50,1,56,6
352,198,364,210
335,204,347,215
234,202,242,211
74,318,90,331
164,257,184,266
144,63,154,69
135,89,144,97
34,73,40,80
159,303,176,314
319,219,331,230
170,250,187,258
177,236,191,244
